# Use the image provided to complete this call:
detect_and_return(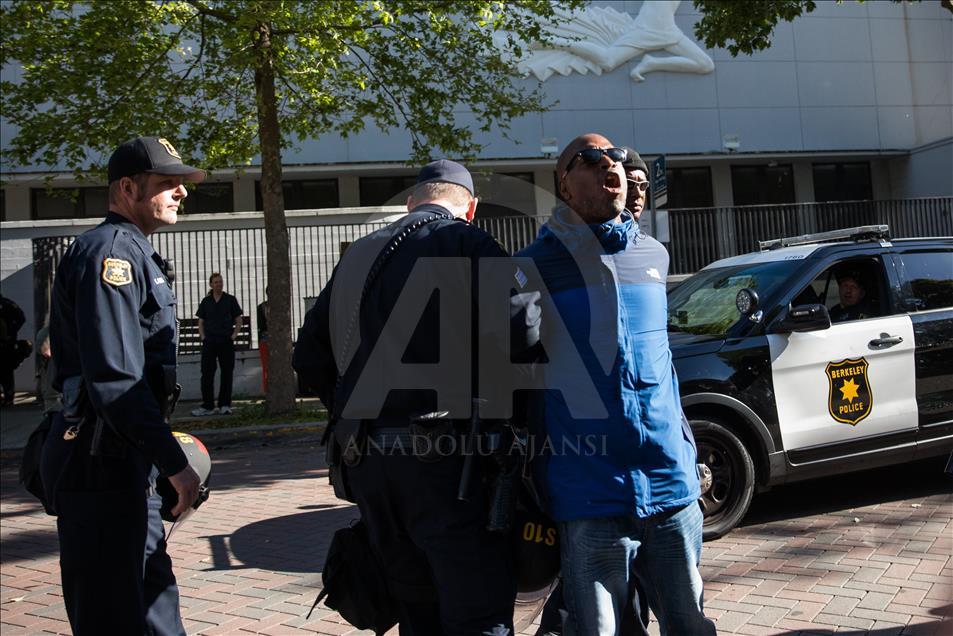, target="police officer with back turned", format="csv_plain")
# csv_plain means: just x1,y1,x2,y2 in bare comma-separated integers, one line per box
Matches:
45,136,202,635
294,160,540,634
